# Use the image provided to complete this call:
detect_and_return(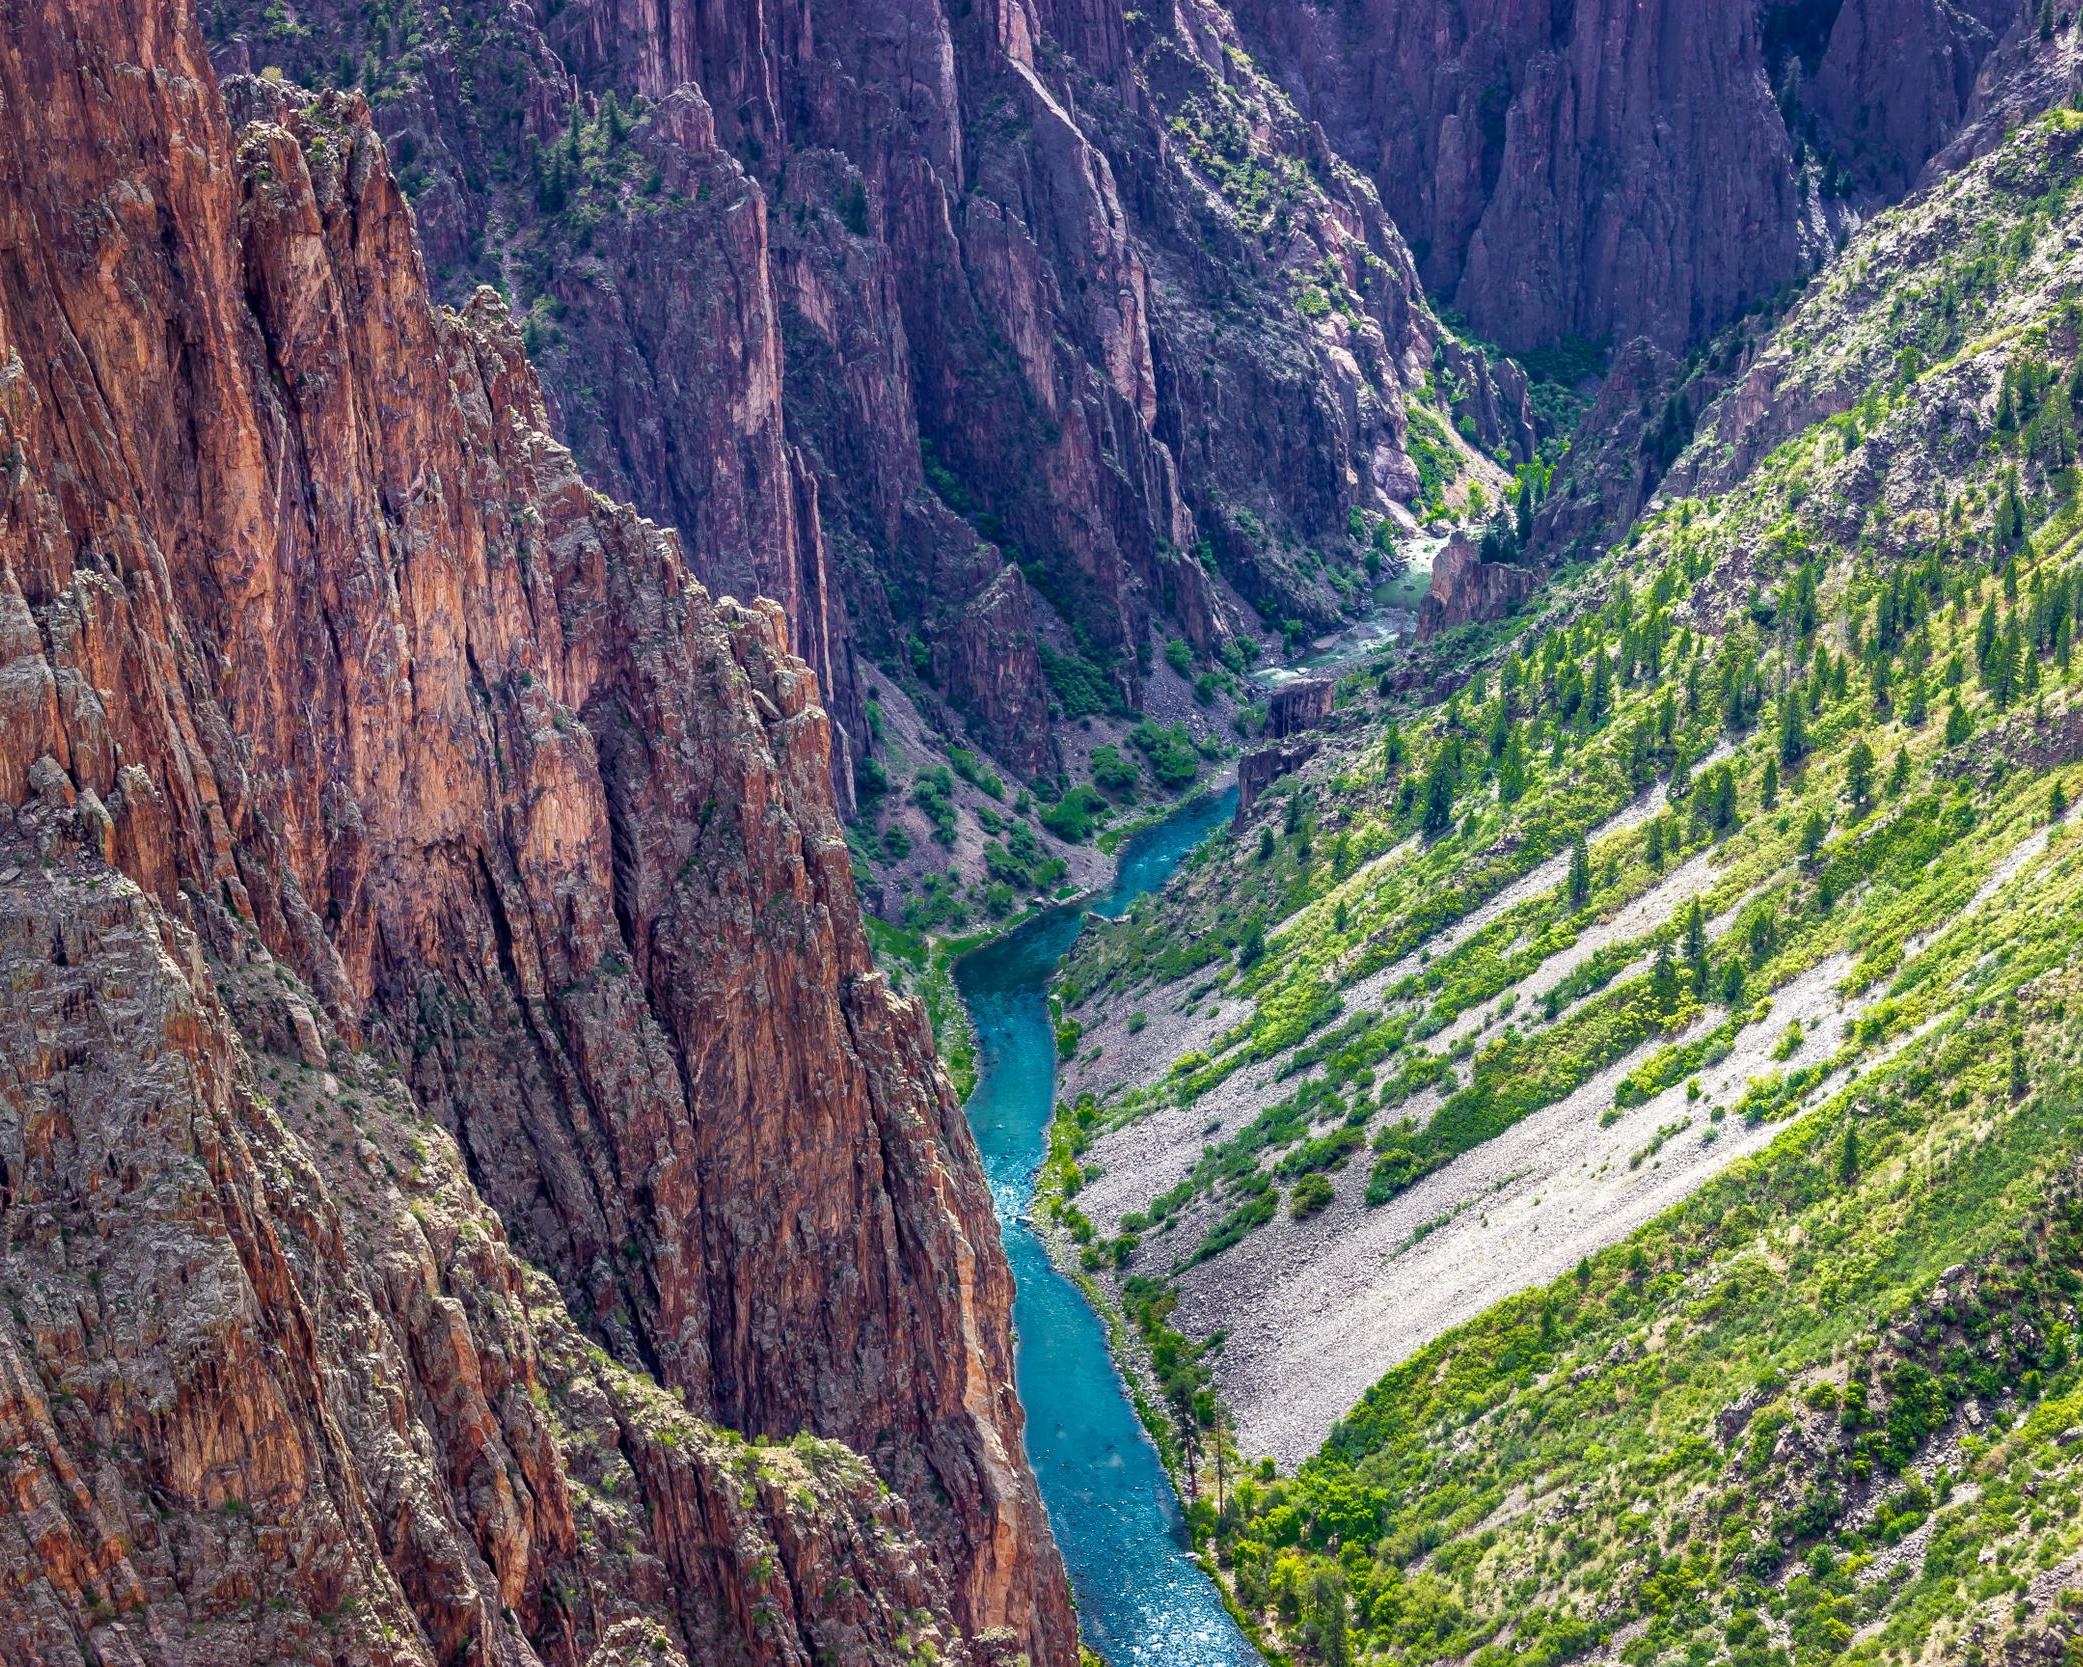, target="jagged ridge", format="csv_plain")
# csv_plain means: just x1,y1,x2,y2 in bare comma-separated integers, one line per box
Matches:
0,2,1072,1661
